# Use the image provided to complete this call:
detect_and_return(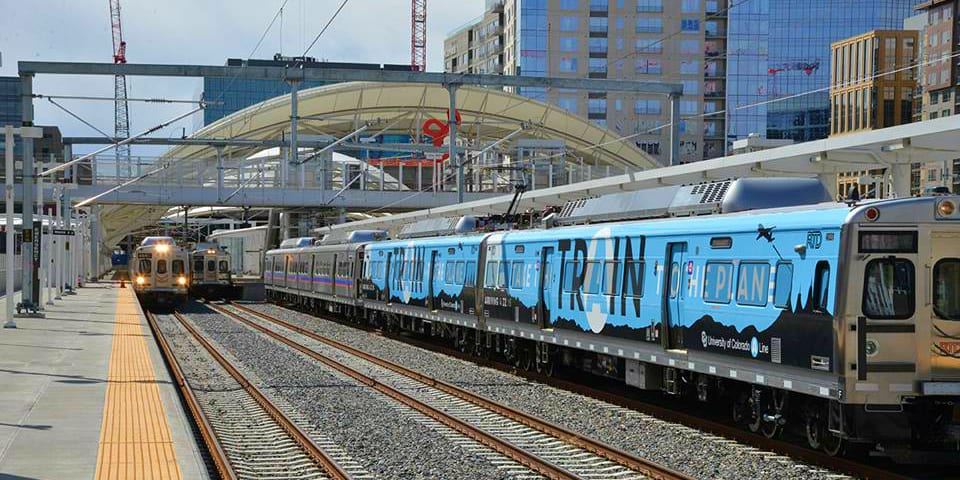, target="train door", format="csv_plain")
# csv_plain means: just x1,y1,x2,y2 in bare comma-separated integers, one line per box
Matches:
429,250,438,311
538,247,555,329
356,248,365,299
384,252,392,303
331,254,338,296
930,232,960,380
663,243,687,351
309,255,317,293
